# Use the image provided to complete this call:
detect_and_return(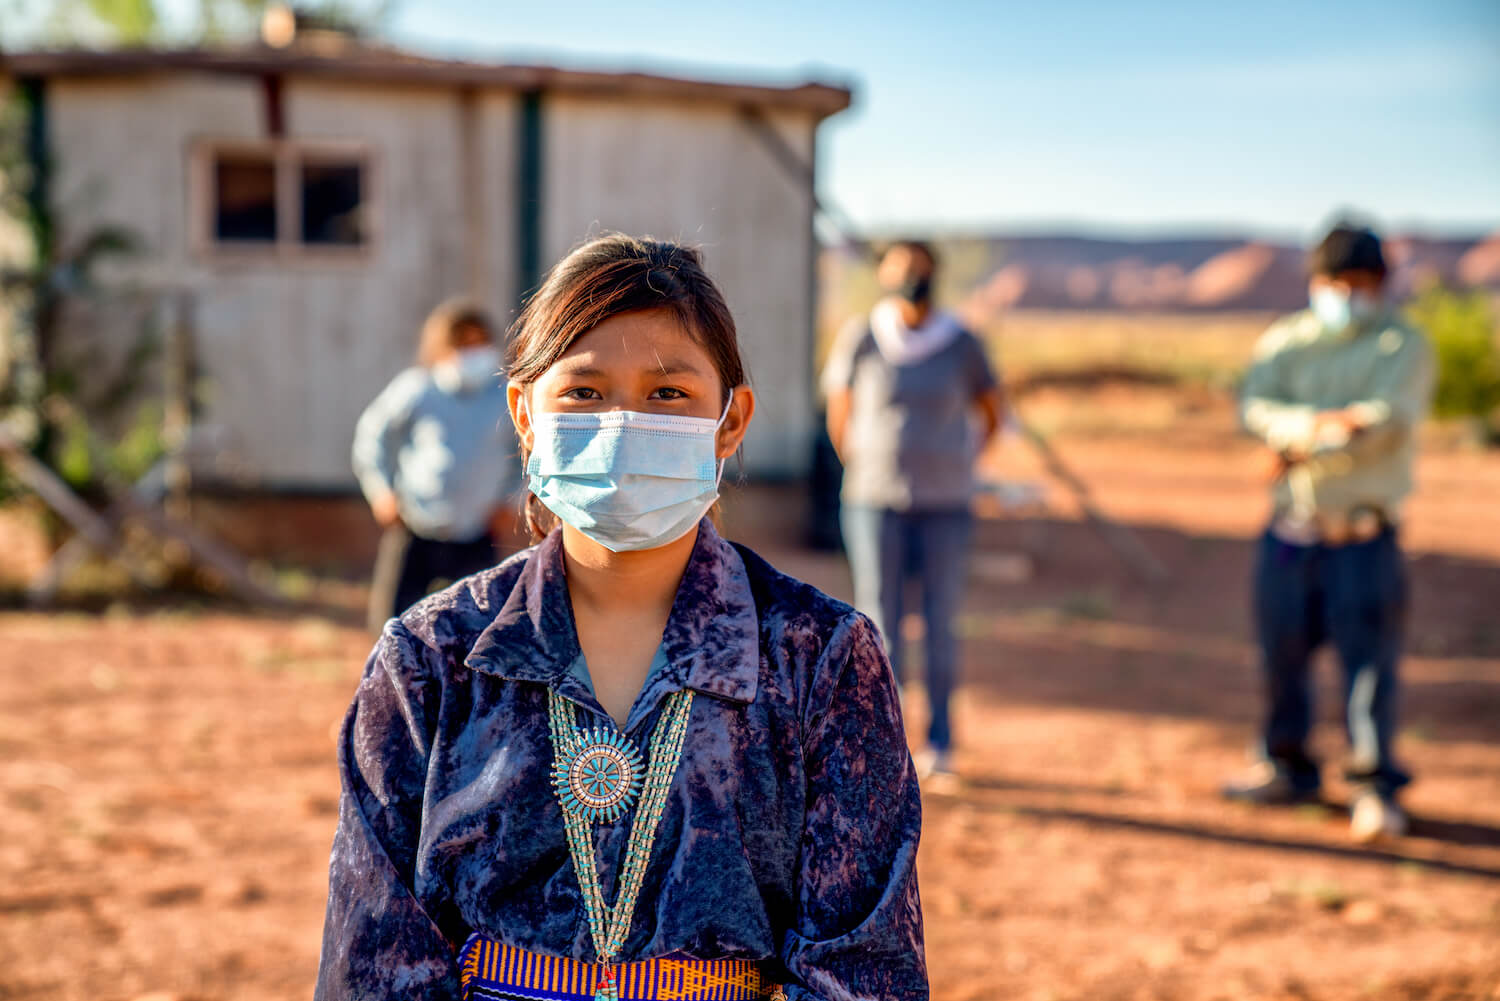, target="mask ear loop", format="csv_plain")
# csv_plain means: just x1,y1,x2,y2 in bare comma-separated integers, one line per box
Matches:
713,389,738,485
515,386,534,479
